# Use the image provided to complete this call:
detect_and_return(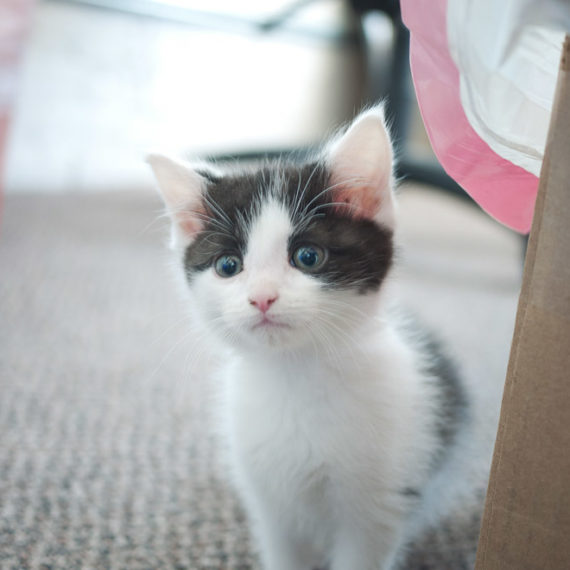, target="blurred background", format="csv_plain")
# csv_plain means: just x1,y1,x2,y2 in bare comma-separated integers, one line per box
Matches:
0,2,523,568
4,0,439,194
